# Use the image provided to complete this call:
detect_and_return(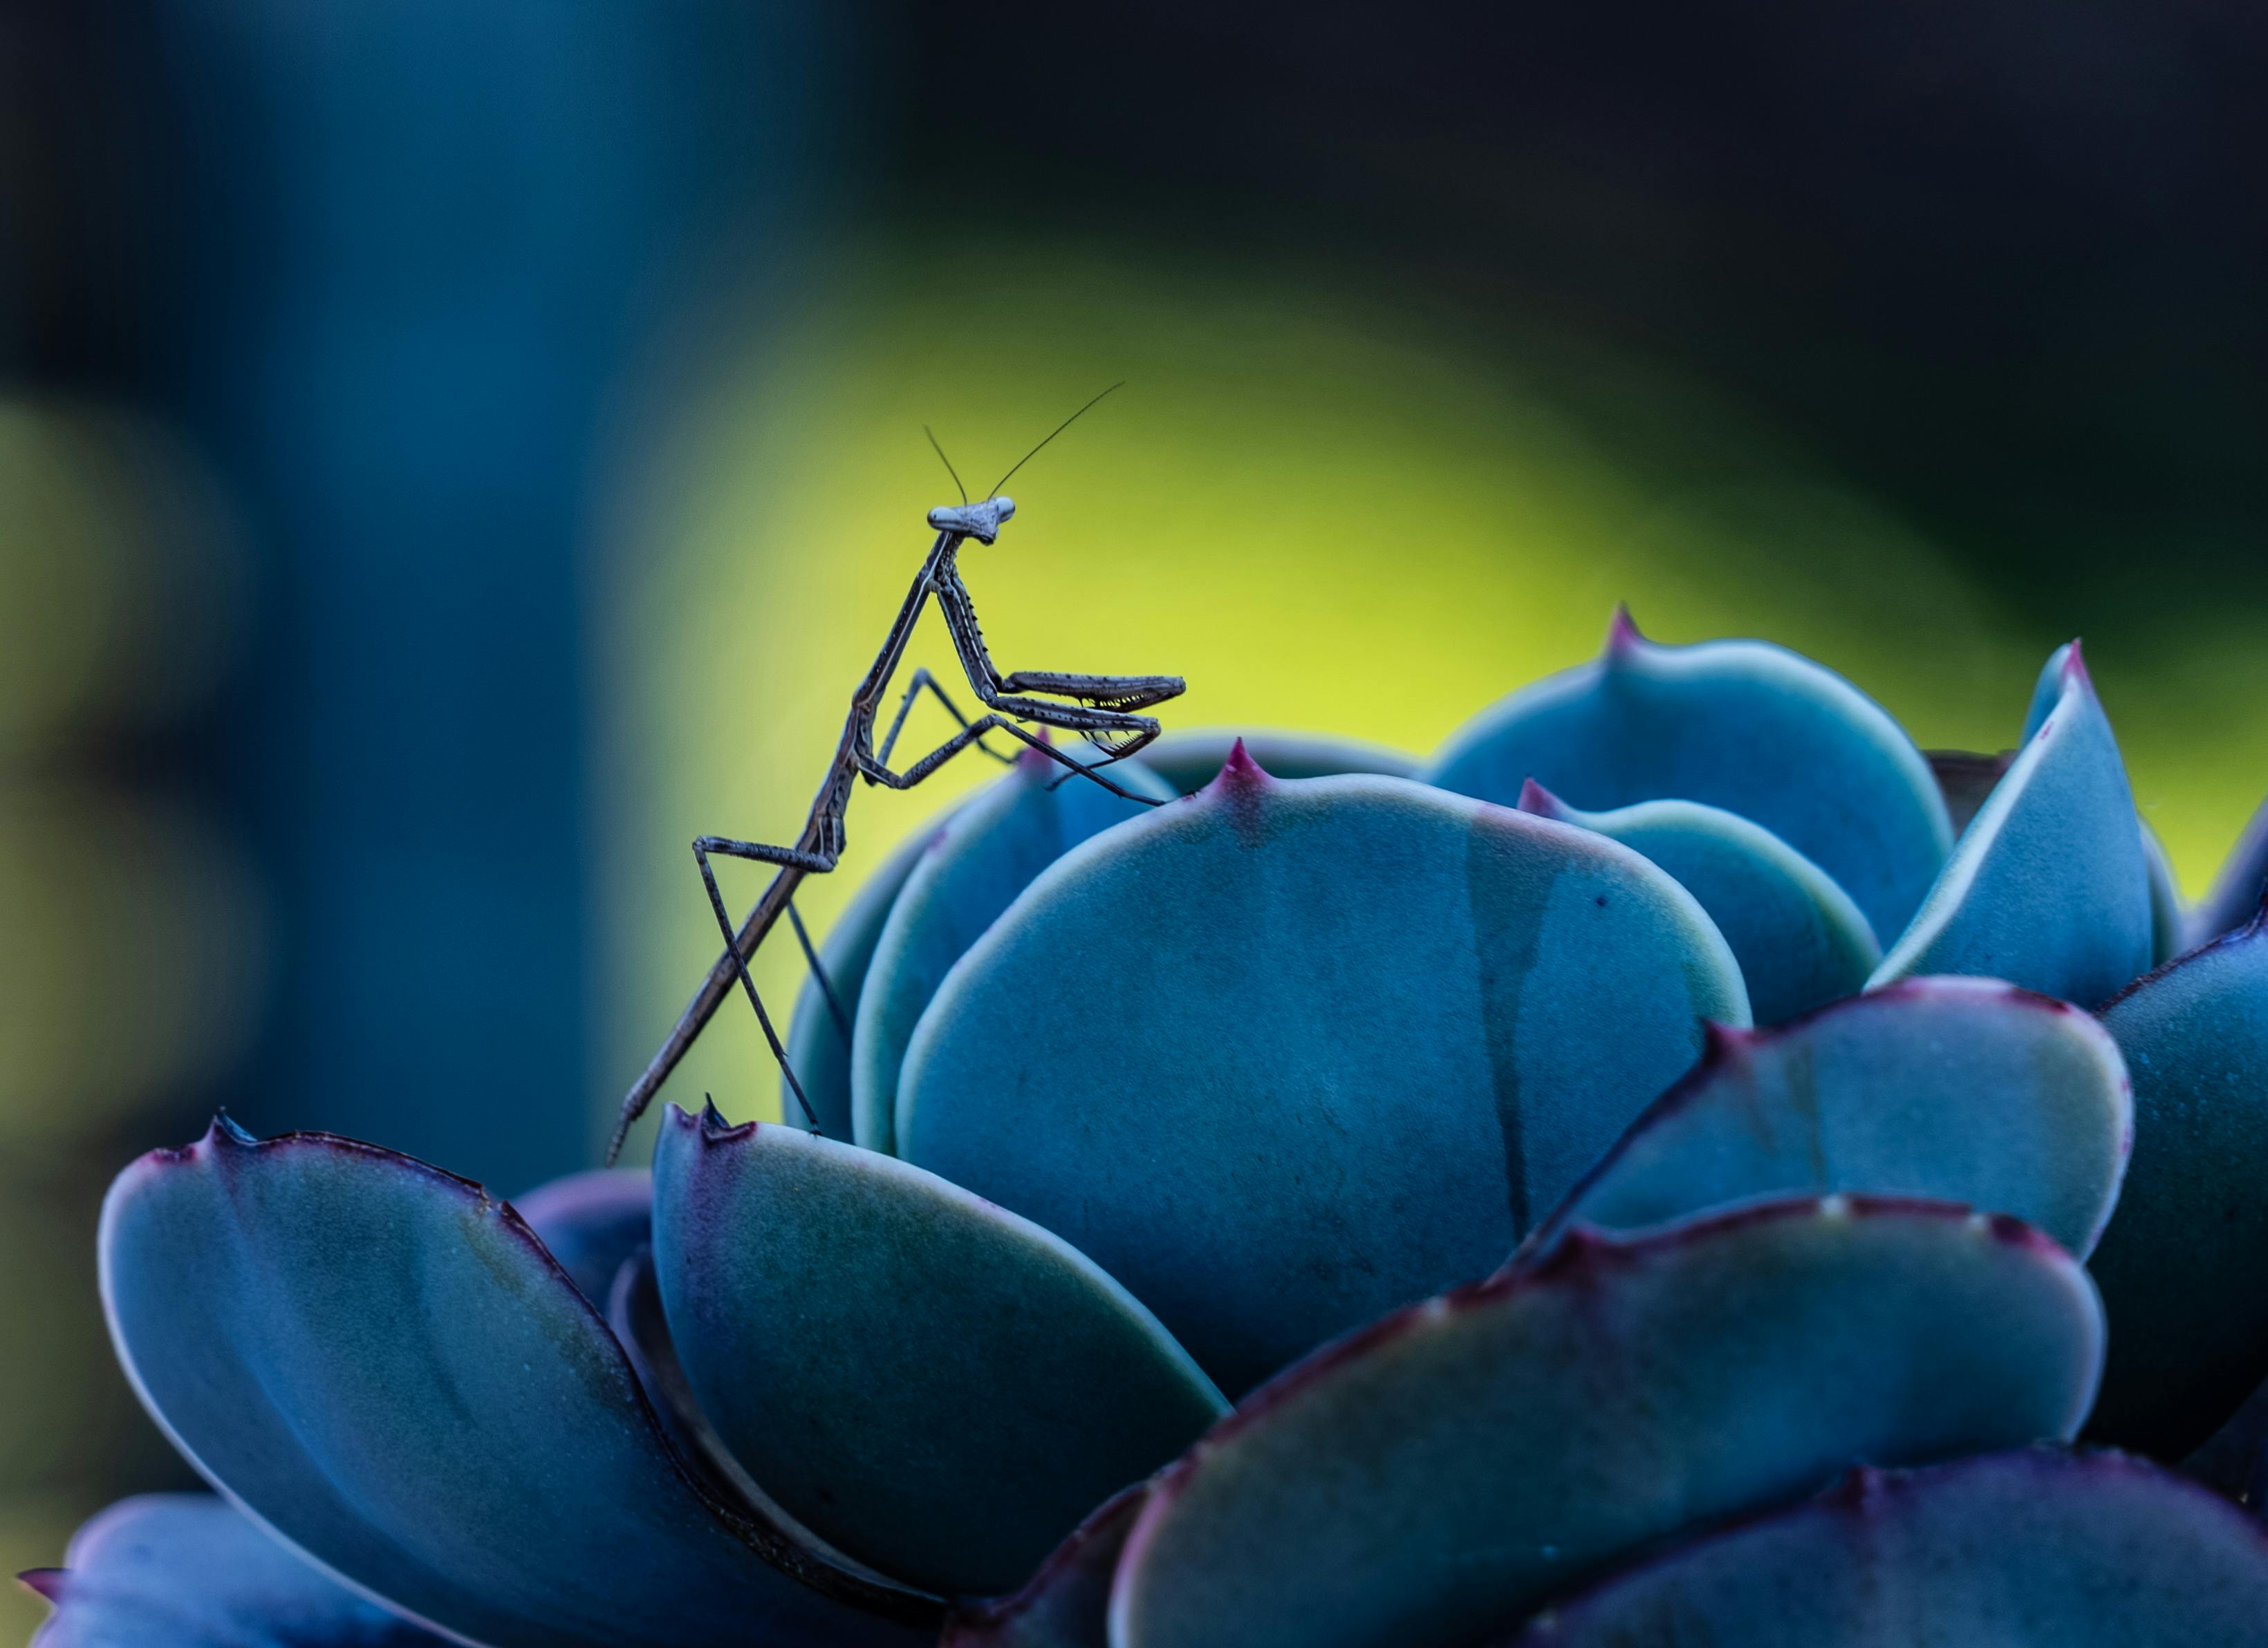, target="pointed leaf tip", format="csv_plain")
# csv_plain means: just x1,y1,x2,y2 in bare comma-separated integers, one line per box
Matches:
1514,778,1562,816
1606,602,1645,653
682,1100,752,1146
210,1112,257,1148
